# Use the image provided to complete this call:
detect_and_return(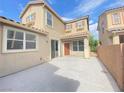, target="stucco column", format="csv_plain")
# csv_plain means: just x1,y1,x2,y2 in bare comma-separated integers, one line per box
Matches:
84,38,90,58
113,35,120,44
